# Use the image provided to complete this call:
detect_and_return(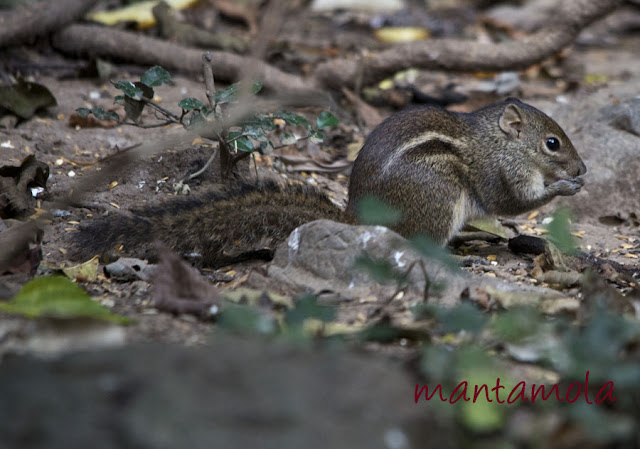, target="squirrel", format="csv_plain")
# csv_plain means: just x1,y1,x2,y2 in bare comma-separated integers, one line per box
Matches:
346,97,587,244
72,97,586,267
